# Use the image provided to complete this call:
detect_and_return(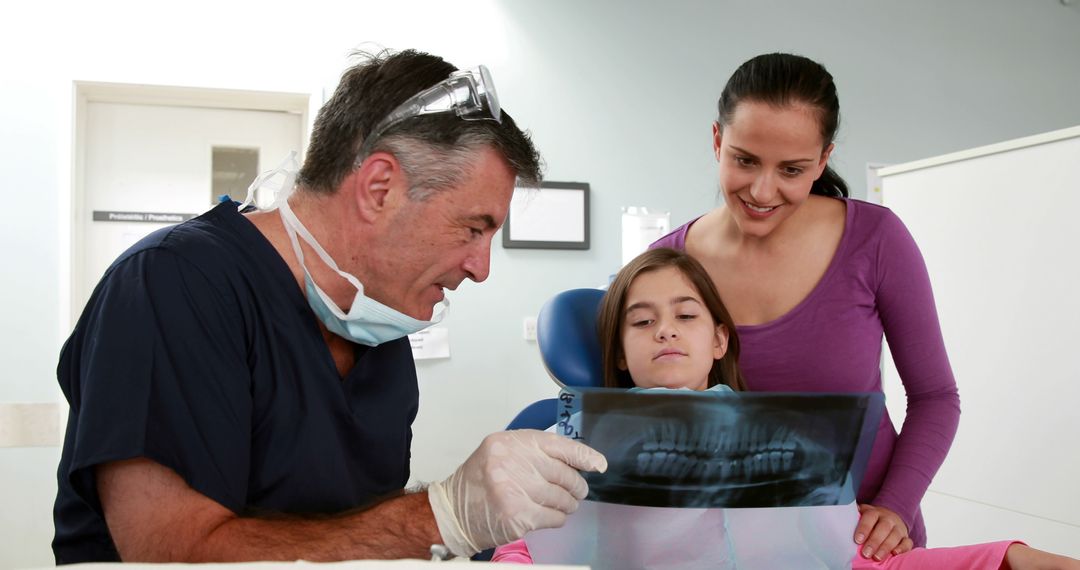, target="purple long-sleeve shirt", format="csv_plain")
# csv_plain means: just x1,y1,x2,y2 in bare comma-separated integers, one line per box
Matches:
650,198,960,547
